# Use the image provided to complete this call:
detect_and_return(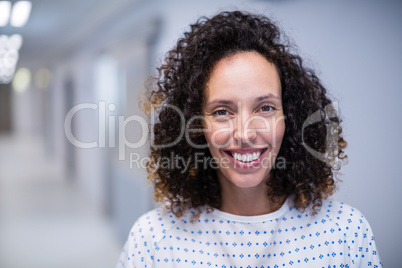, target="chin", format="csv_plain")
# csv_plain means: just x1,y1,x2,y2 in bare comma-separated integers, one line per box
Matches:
219,170,270,189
